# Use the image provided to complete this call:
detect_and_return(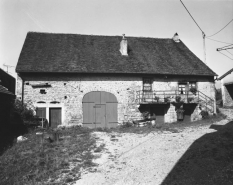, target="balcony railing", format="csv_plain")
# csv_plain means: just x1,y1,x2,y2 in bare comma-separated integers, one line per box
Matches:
136,90,215,112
